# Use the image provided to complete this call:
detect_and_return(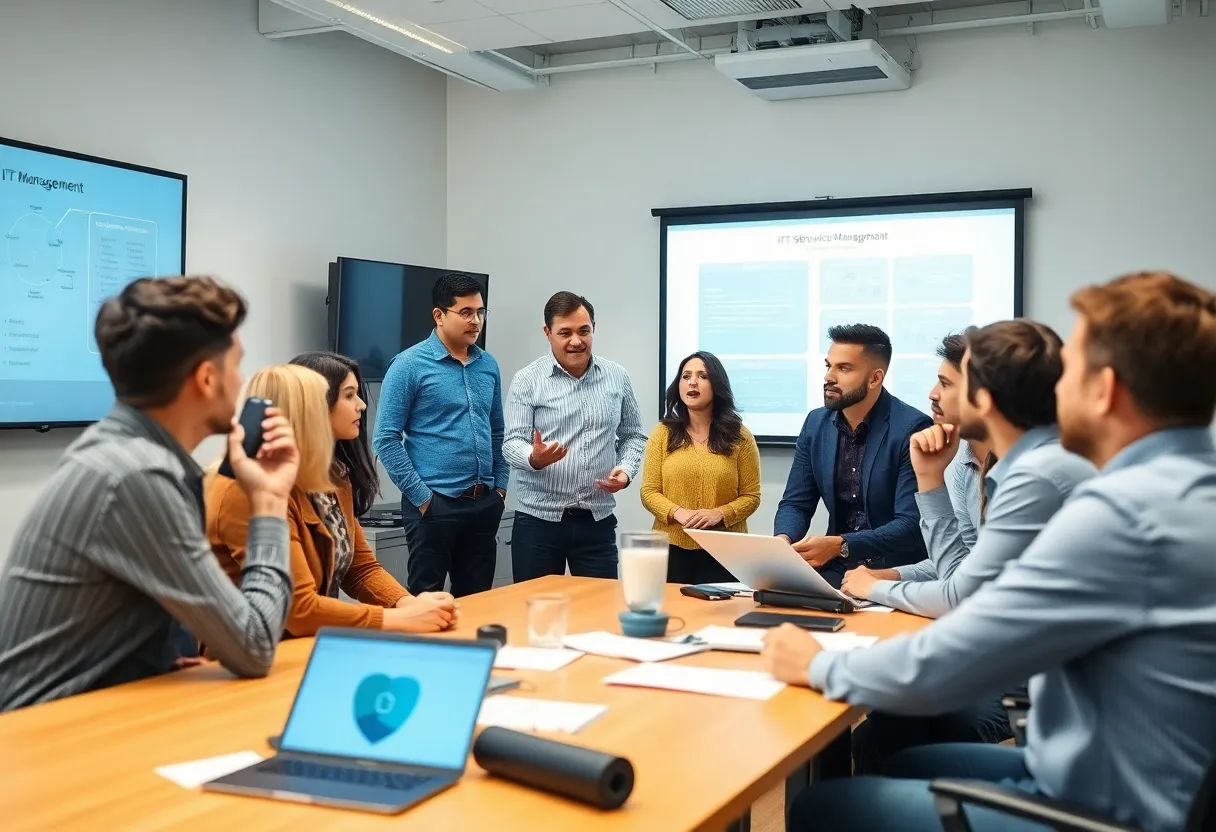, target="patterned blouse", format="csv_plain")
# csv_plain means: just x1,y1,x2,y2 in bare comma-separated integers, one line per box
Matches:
309,490,353,598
